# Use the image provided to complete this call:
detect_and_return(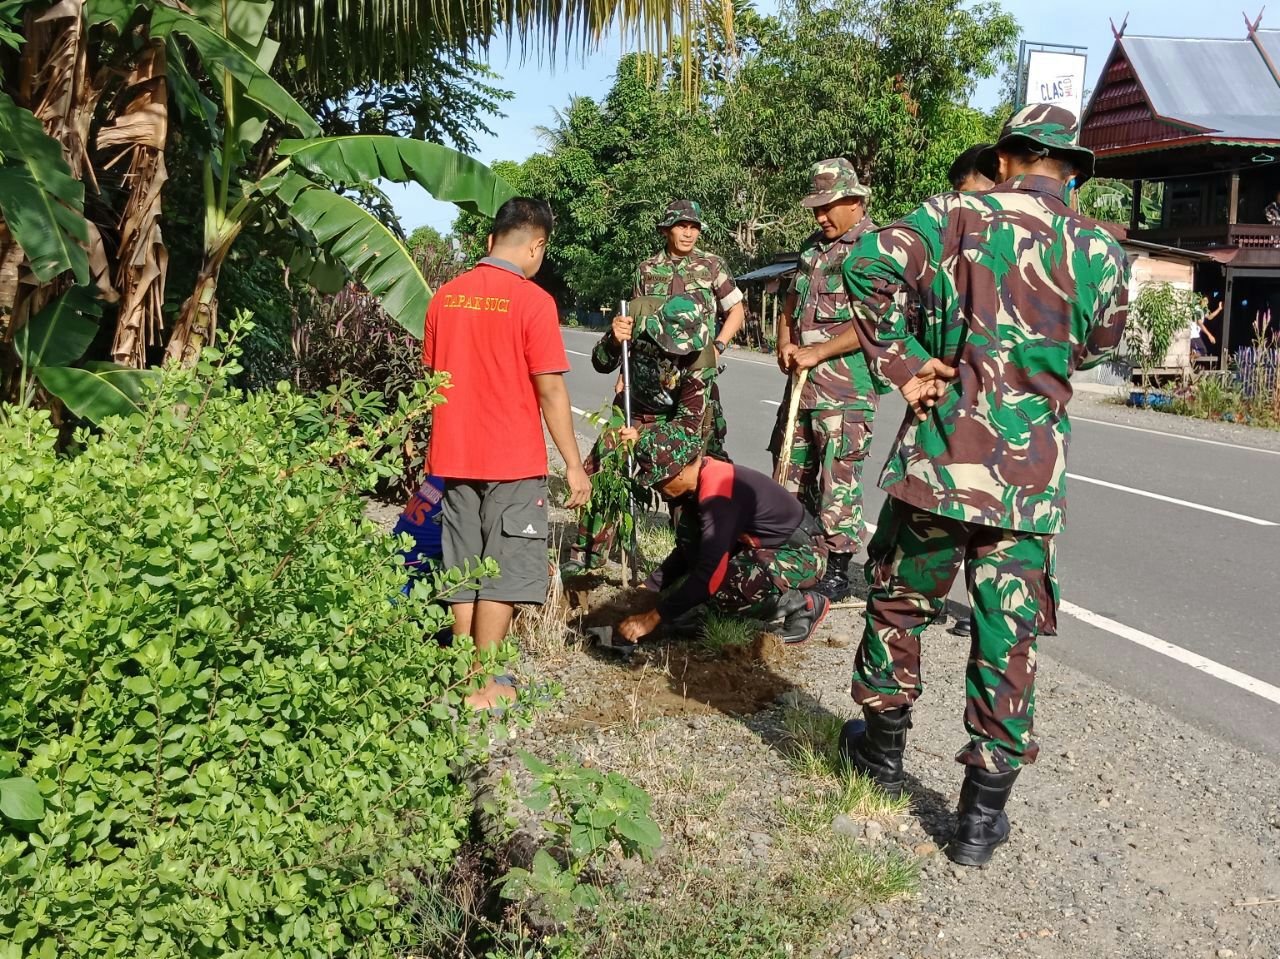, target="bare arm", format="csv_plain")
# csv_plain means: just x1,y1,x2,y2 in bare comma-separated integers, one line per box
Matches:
717,301,745,347
791,324,862,370
534,373,591,508
776,291,798,373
